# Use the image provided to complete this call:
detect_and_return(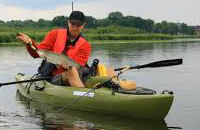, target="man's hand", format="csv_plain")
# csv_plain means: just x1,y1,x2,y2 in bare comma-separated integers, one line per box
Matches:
16,33,32,45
